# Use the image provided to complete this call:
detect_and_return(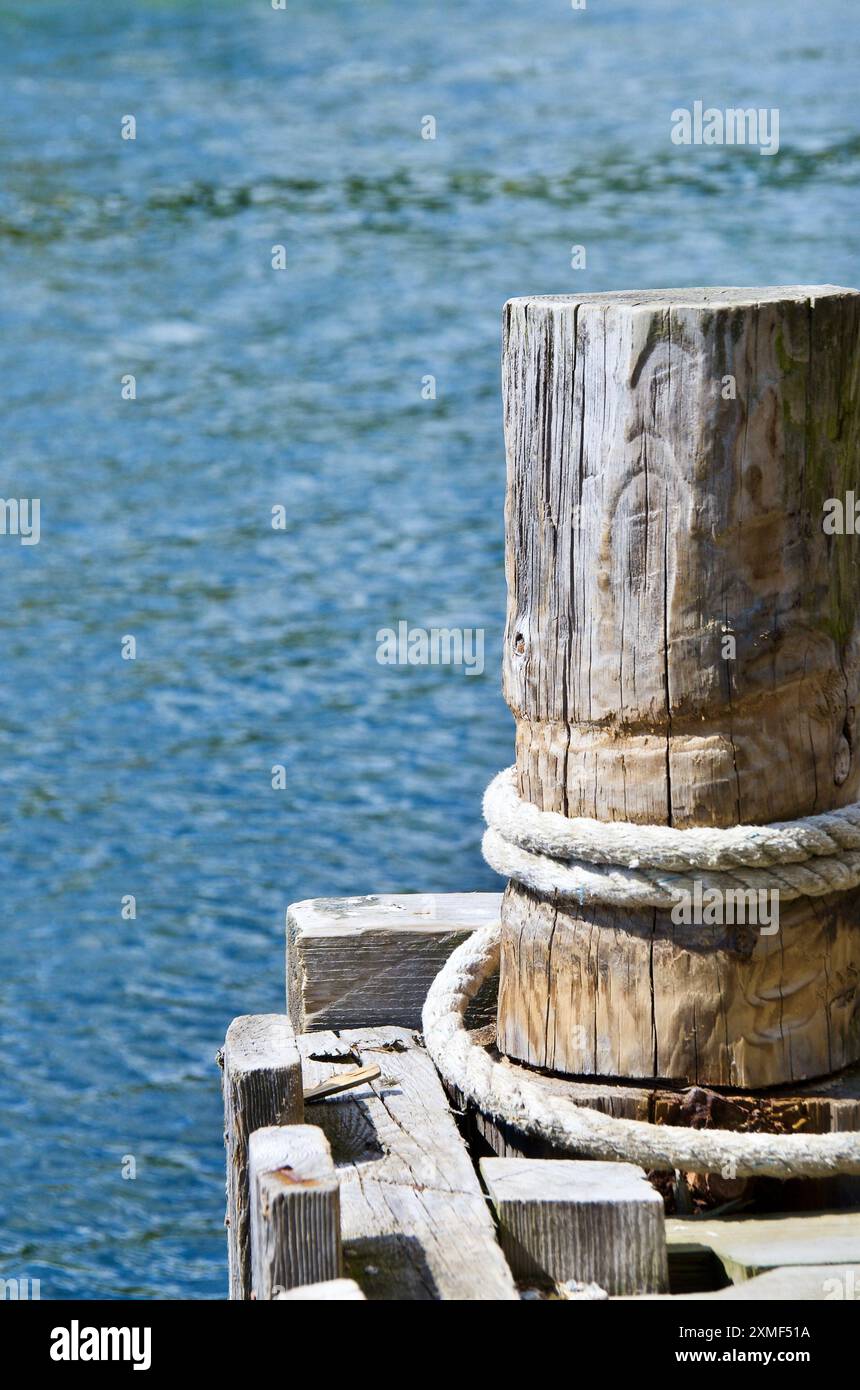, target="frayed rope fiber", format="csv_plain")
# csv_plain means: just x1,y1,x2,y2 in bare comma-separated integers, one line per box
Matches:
420,770,860,1176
